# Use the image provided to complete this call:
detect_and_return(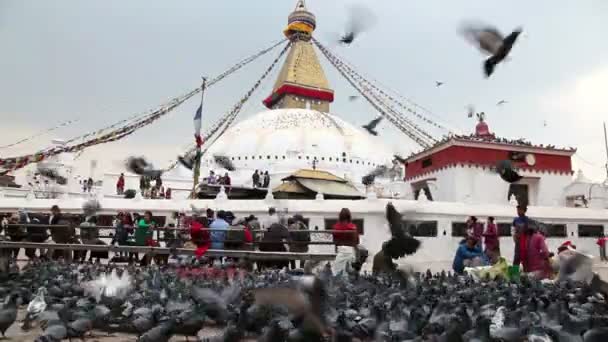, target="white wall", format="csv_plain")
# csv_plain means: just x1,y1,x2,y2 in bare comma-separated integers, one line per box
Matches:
409,166,573,207
0,195,606,272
